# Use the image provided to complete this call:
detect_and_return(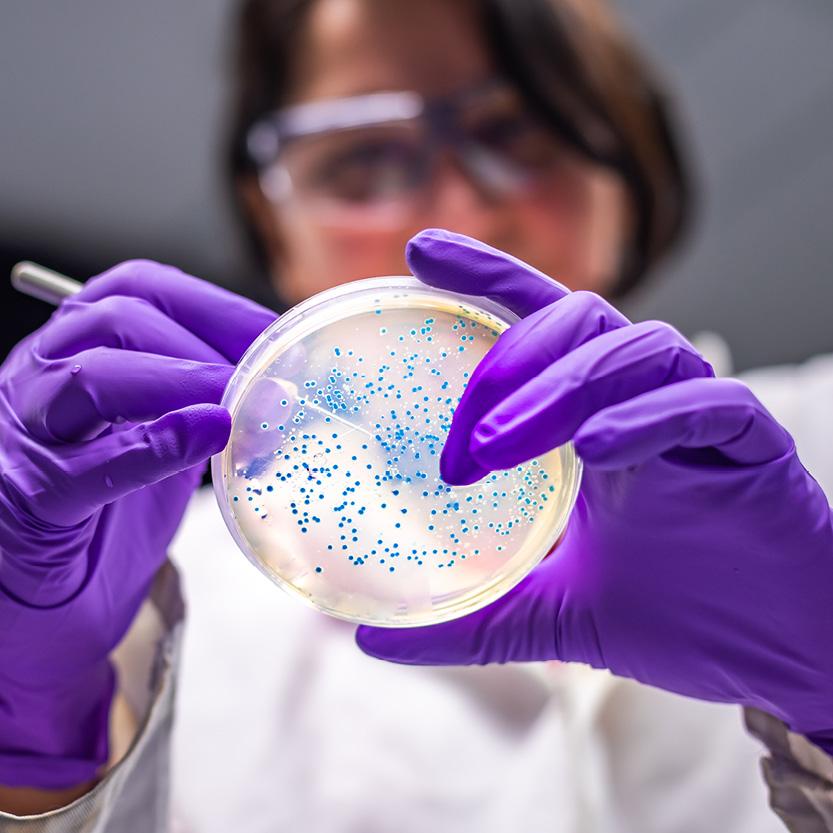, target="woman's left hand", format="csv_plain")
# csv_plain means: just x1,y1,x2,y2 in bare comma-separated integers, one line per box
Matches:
357,229,833,752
